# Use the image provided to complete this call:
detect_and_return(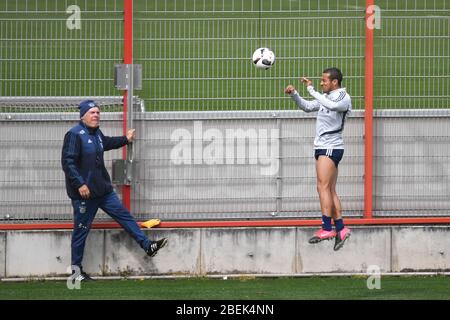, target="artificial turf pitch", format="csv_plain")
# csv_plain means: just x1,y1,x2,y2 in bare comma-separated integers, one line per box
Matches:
1,276,449,300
